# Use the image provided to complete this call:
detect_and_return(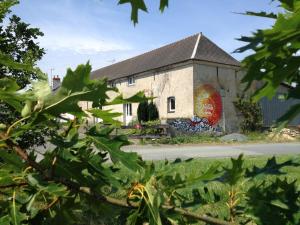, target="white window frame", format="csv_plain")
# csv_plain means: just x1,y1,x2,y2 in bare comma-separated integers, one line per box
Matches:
125,103,132,116
168,97,175,113
128,76,135,86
